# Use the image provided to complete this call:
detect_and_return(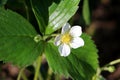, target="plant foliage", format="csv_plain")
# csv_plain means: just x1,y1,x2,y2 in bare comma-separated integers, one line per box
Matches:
45,34,98,80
